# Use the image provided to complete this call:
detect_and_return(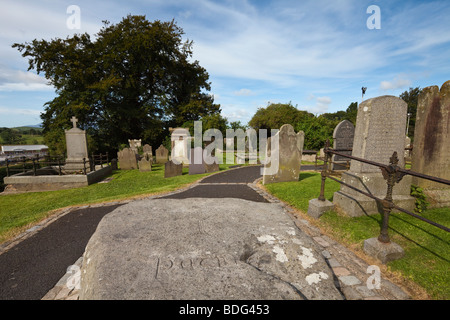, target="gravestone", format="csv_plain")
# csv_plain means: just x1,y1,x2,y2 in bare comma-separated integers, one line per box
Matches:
118,148,138,170
404,136,412,160
189,147,206,175
170,128,190,165
64,116,90,172
164,160,183,178
138,153,152,172
128,139,142,154
333,96,415,217
262,124,305,185
411,80,450,208
142,144,152,156
332,120,354,170
155,145,169,164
